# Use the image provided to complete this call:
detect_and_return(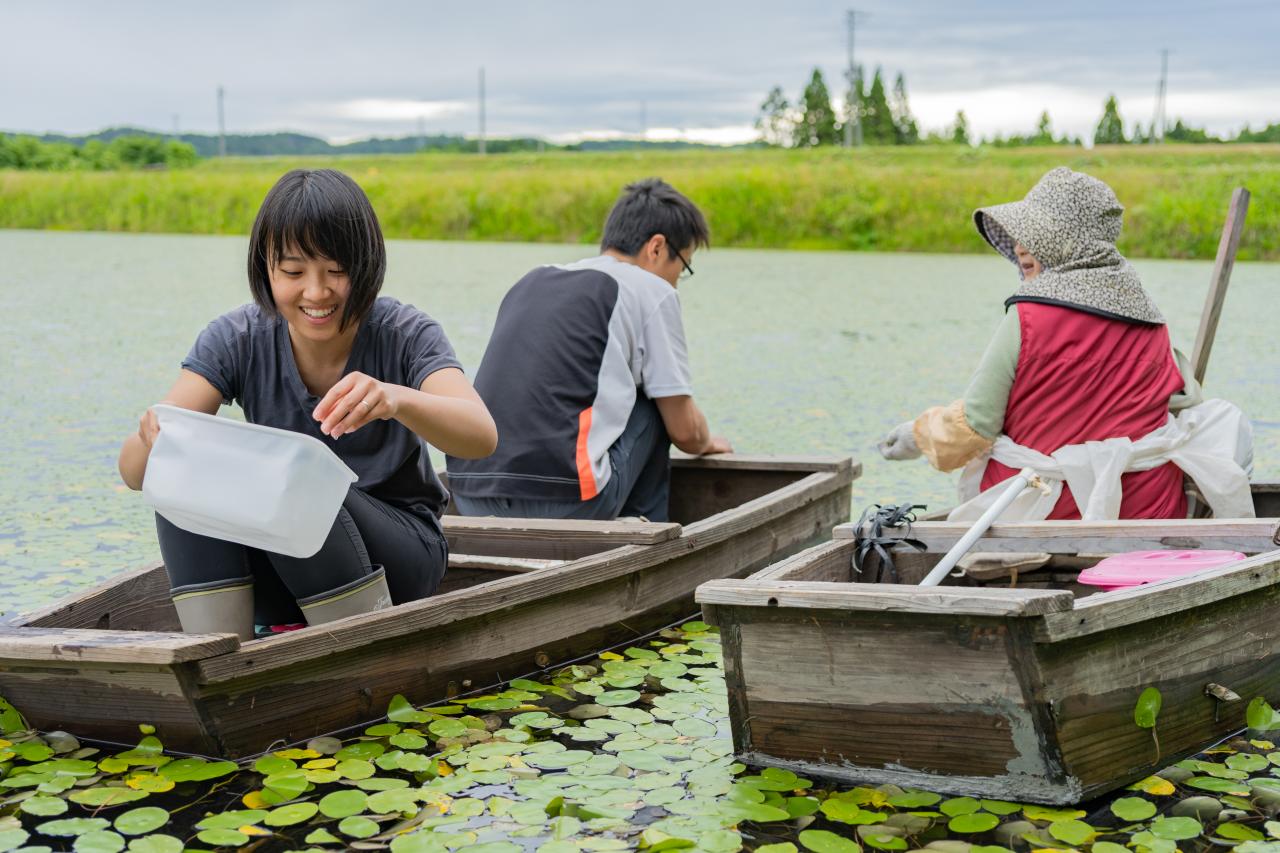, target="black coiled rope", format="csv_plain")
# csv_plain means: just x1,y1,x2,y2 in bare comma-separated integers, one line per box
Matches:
852,503,928,583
